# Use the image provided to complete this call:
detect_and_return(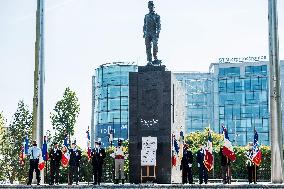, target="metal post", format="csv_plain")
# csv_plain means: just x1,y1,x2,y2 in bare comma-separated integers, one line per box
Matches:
268,0,284,183
32,0,45,184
